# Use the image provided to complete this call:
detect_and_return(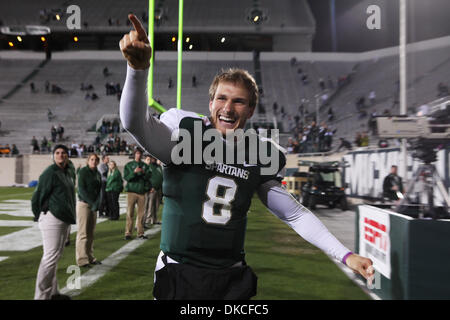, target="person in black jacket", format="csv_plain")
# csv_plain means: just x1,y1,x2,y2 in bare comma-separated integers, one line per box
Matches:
336,137,352,152
383,165,404,201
